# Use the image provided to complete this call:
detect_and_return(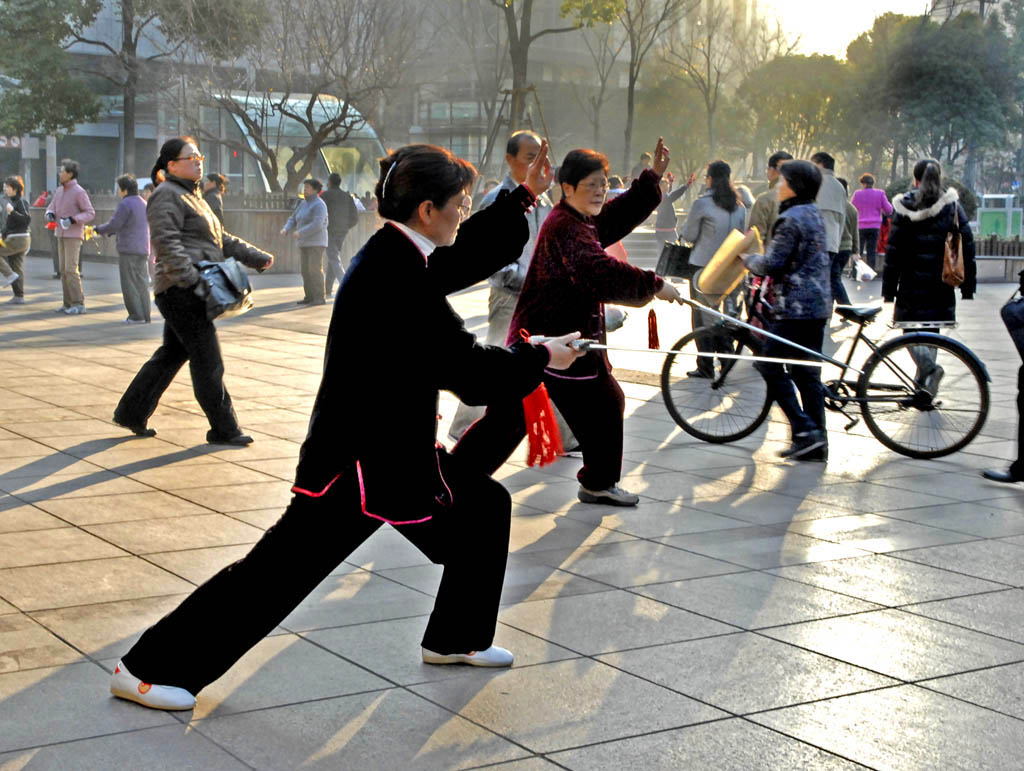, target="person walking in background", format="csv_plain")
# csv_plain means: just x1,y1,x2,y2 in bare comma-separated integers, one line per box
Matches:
630,151,653,181
320,172,358,297
281,178,329,306
982,269,1024,486
113,136,274,445
833,177,859,307
96,174,152,323
654,171,695,236
45,159,95,315
810,153,847,299
883,158,975,391
141,183,154,202
748,152,792,240
851,173,893,271
202,173,227,225
0,175,30,304
744,160,832,461
679,160,748,377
